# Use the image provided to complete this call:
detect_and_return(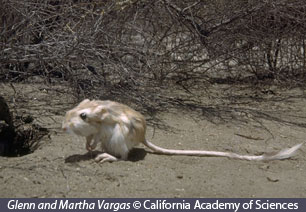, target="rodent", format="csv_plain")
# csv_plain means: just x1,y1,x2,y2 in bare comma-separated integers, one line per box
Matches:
62,99,303,163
